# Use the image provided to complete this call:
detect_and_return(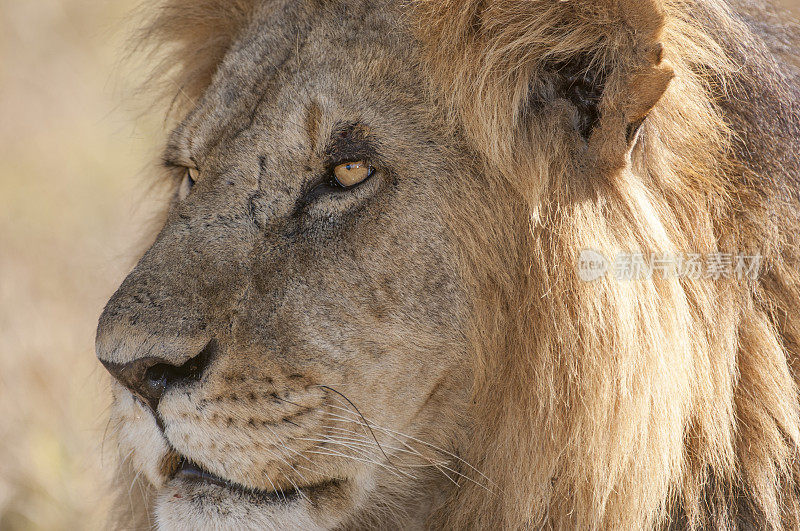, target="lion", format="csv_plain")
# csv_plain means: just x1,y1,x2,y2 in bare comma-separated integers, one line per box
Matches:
96,0,800,528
